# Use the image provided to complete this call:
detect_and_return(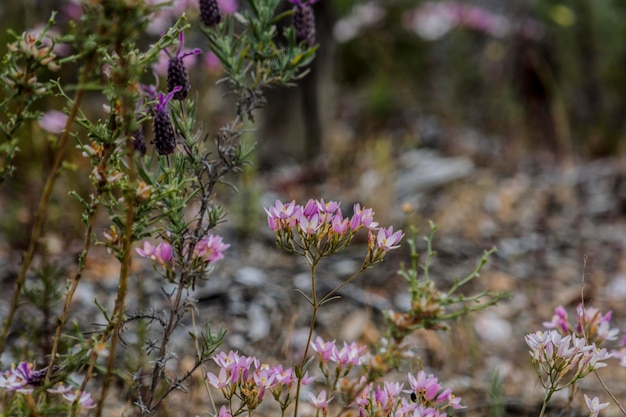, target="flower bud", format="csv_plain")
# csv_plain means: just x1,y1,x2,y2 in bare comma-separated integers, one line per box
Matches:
292,1,316,47
152,87,181,155
167,58,189,100
199,0,221,27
